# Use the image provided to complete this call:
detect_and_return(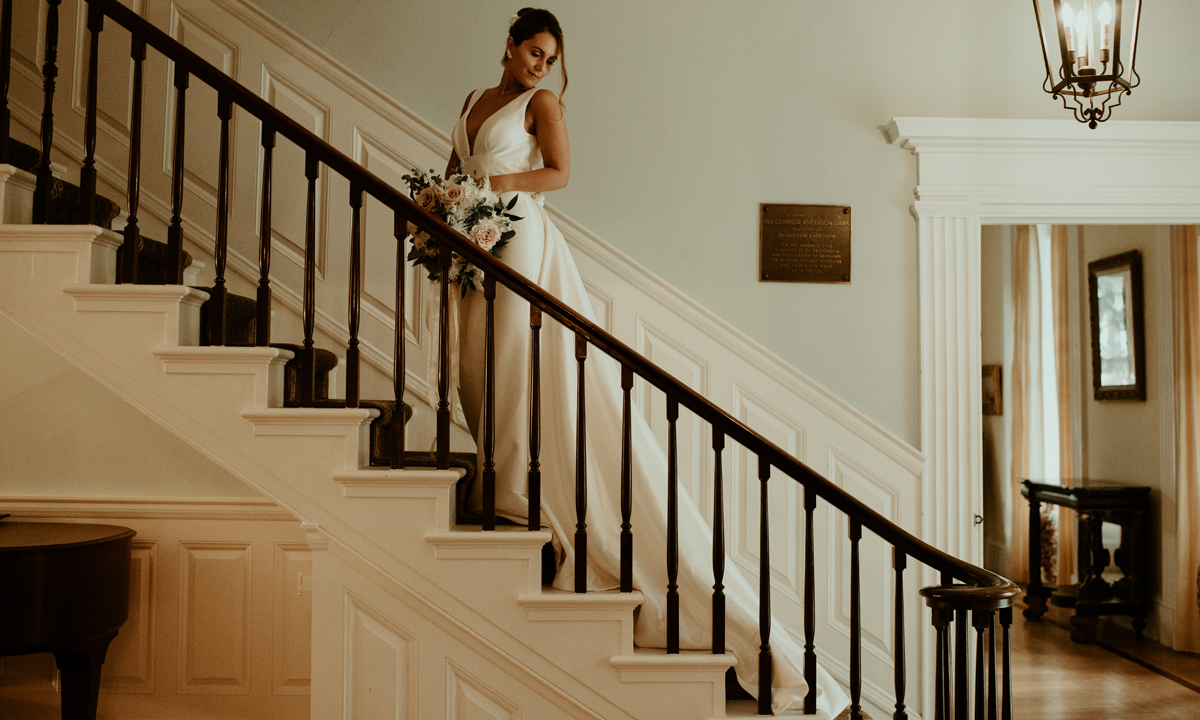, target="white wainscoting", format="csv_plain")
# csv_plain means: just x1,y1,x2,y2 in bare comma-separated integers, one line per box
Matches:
7,0,927,711
0,497,310,719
